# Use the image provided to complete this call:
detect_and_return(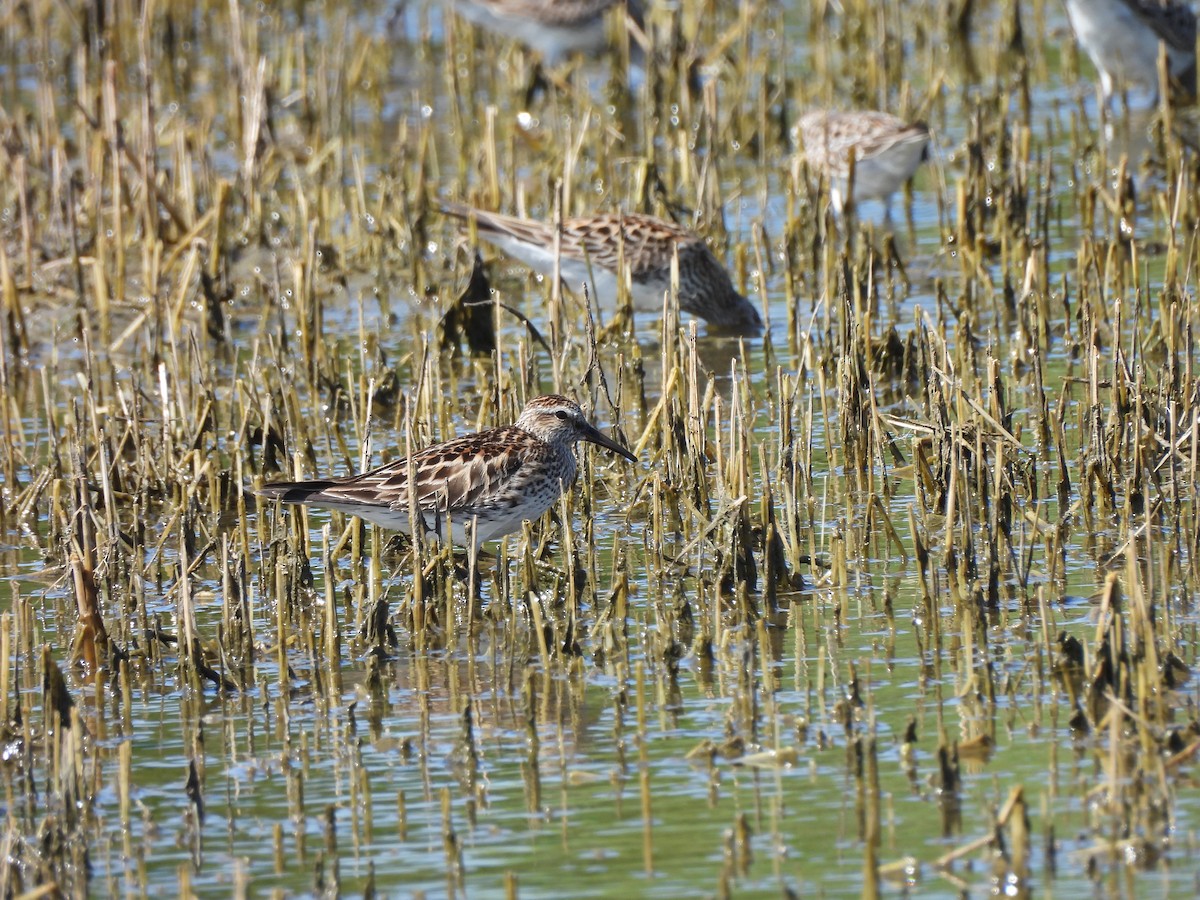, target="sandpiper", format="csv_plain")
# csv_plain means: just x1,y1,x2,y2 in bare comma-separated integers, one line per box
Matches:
258,396,635,548
1063,0,1196,110
795,110,930,215
441,202,763,331
447,0,642,66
